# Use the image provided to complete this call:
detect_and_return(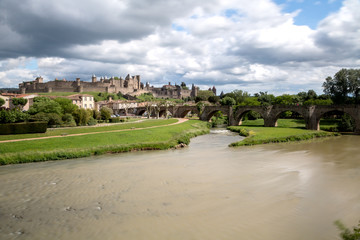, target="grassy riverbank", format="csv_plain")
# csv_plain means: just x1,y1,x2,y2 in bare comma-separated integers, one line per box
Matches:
0,119,176,141
228,119,340,147
0,119,209,165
